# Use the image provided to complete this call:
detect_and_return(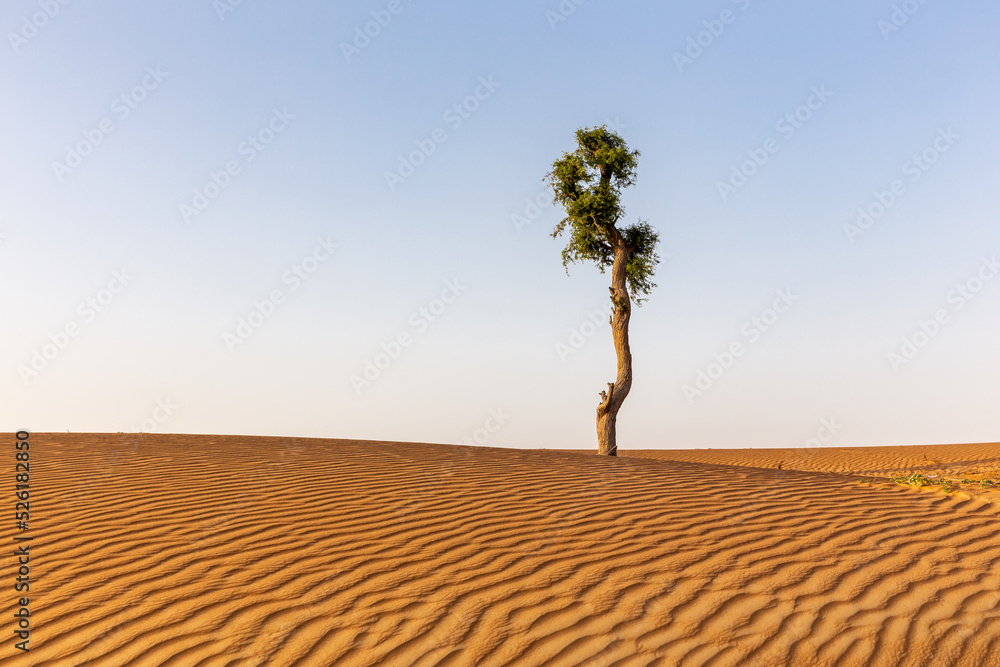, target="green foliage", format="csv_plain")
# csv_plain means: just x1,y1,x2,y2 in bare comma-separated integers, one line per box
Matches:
546,125,660,304
622,220,660,299
861,474,999,494
891,473,932,487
